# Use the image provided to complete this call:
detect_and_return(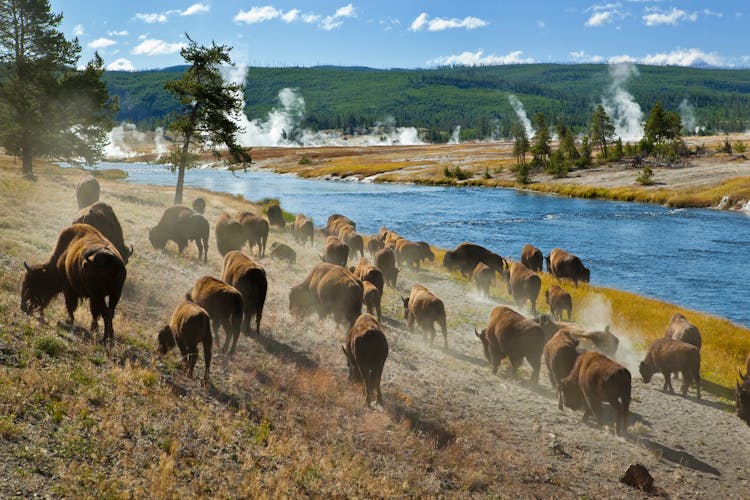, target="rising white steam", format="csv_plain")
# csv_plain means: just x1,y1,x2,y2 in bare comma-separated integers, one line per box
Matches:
154,127,169,156
448,126,461,144
104,122,148,159
602,63,644,141
508,94,535,138
678,99,702,134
